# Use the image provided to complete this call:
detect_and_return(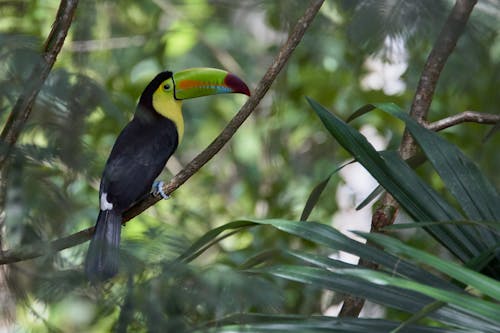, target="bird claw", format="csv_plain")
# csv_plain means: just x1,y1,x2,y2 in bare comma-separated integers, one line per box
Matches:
152,181,170,200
